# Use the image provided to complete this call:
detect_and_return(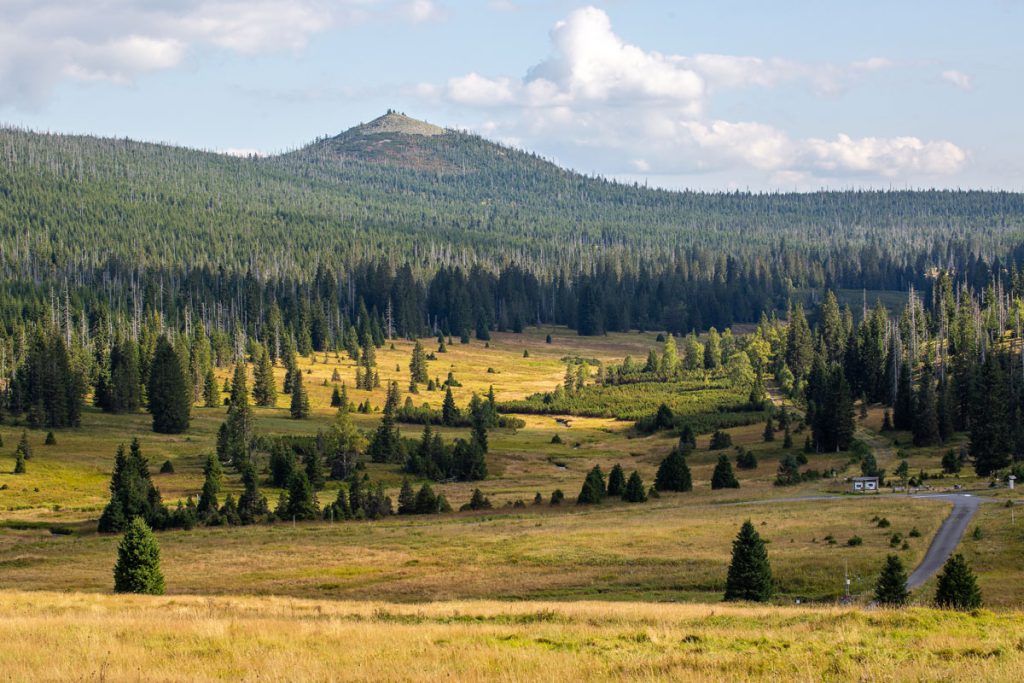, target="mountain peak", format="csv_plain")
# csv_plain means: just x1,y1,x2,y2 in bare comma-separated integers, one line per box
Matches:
348,110,445,137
